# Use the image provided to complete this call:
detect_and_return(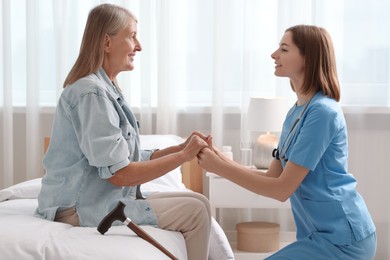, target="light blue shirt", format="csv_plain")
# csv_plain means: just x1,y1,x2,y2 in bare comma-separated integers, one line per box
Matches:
279,91,375,245
36,68,157,227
